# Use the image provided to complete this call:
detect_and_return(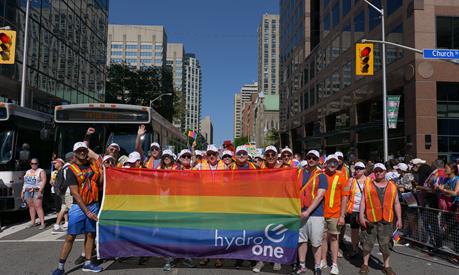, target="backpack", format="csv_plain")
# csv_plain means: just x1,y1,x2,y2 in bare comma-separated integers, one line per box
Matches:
54,167,69,196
